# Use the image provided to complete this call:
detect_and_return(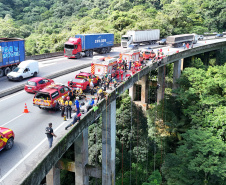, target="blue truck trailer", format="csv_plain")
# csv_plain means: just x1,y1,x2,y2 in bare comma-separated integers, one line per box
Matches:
64,33,114,58
0,38,25,77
